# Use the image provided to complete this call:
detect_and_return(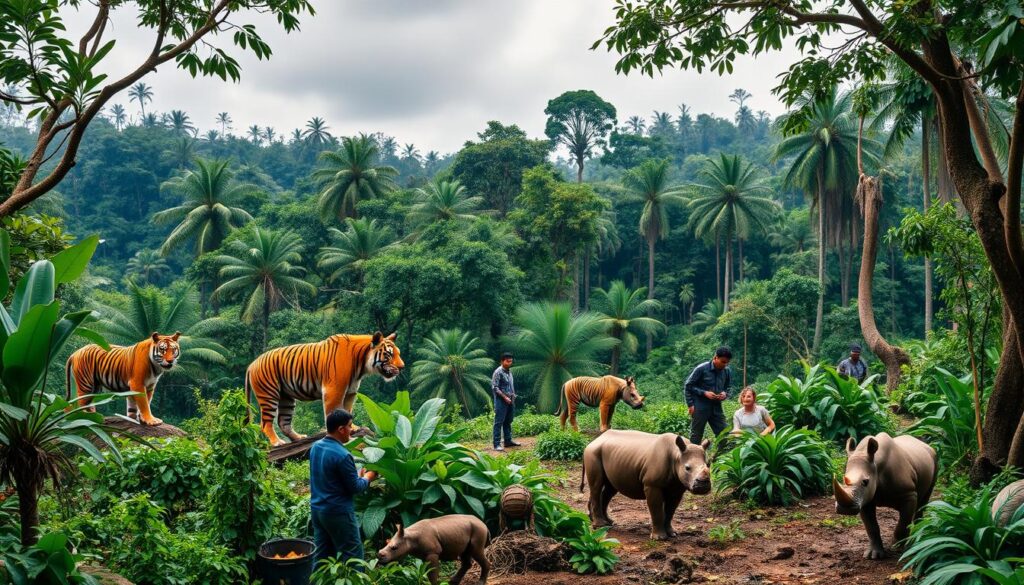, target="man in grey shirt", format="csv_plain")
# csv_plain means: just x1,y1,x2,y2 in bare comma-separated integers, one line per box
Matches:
491,352,520,451
838,344,868,383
